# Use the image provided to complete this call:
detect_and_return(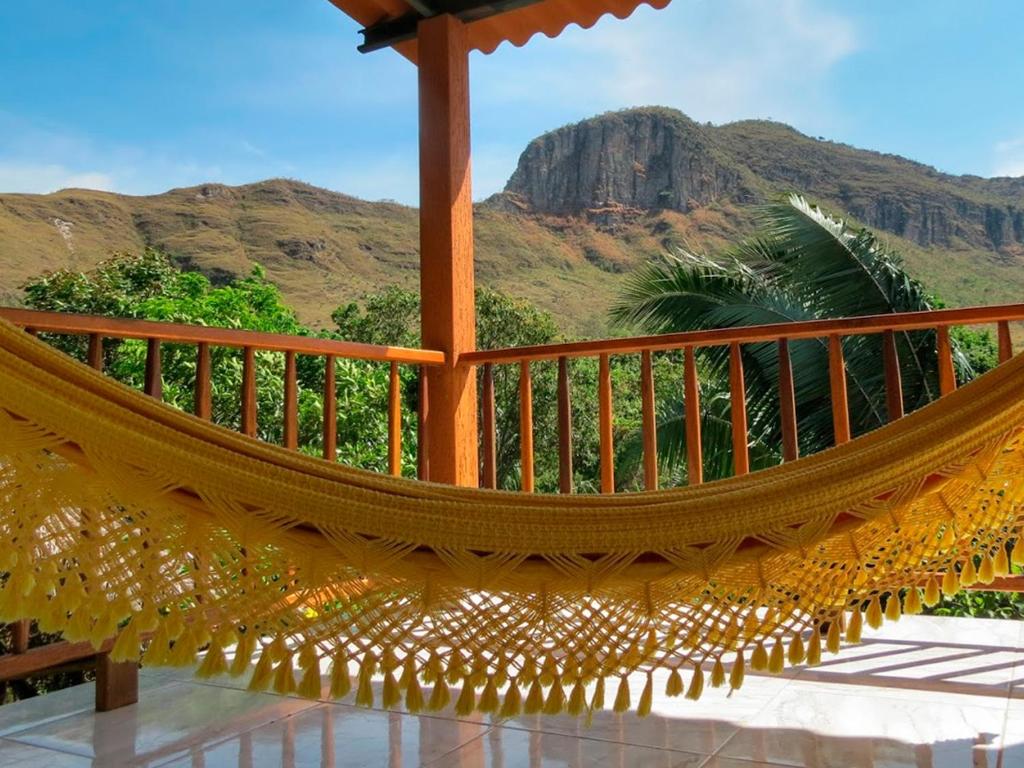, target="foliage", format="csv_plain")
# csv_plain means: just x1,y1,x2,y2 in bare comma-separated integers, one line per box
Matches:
612,194,996,481
22,249,406,473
